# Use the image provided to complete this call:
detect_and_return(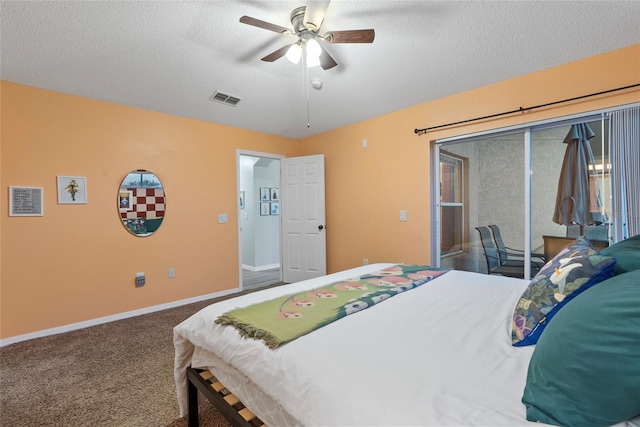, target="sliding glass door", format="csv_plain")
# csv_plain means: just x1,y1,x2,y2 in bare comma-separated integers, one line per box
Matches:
435,112,616,279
